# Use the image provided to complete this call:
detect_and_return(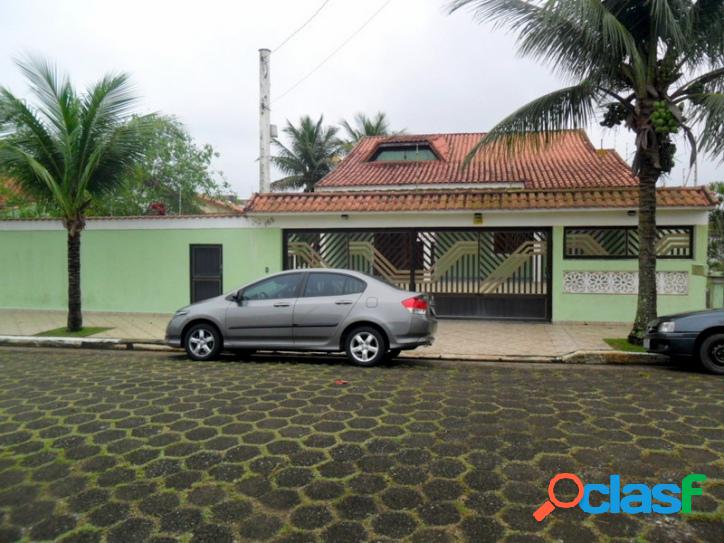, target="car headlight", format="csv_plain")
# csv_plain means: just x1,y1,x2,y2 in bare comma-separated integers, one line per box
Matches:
658,321,676,333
